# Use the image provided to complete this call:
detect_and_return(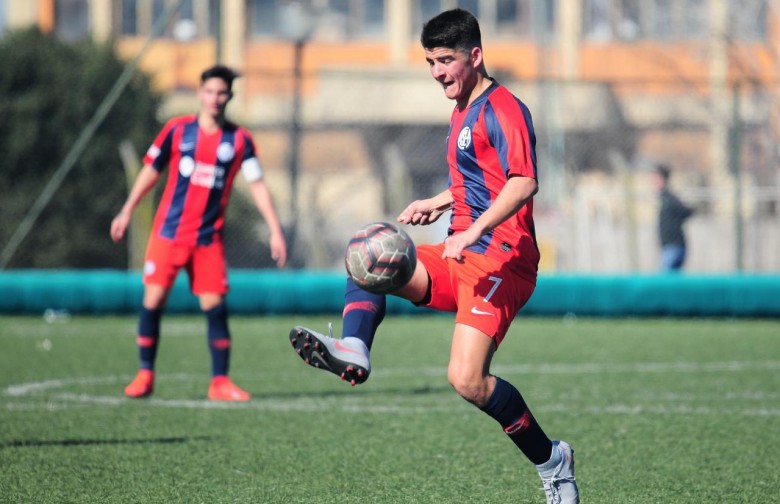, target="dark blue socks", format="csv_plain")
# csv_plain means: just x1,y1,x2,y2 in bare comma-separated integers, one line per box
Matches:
137,307,162,370
205,303,231,376
341,277,386,350
480,376,552,465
